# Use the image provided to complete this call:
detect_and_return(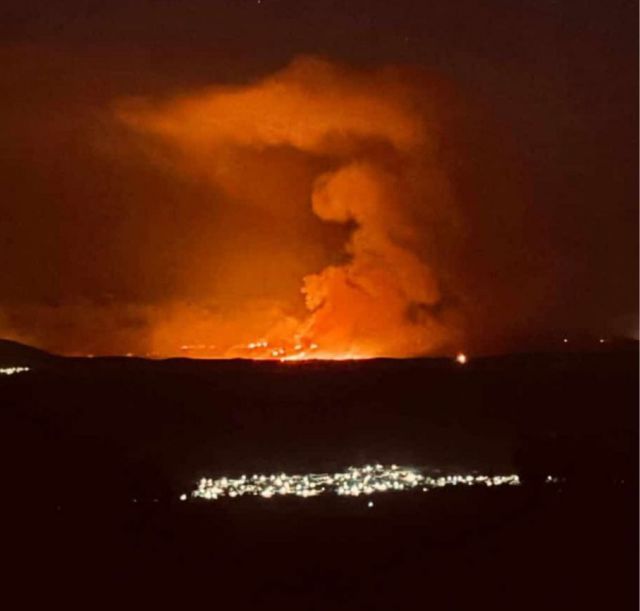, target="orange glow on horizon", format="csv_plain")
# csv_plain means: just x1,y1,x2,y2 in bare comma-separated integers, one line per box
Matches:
111,57,462,361
155,342,374,362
